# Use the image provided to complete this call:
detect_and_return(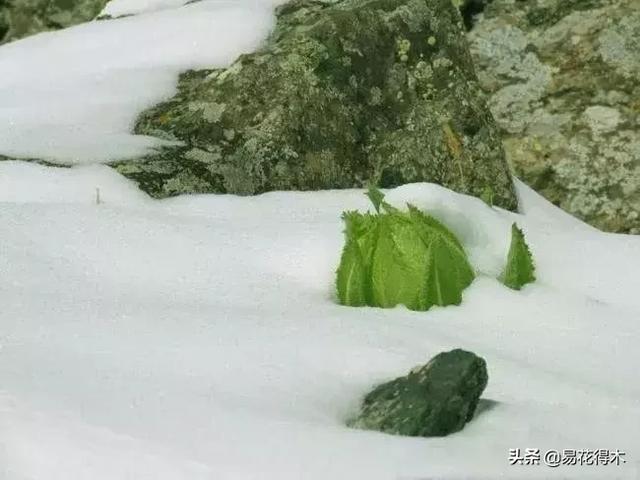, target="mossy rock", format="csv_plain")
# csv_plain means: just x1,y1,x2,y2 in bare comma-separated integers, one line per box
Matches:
349,349,488,437
0,0,108,44
468,0,640,233
115,0,518,210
